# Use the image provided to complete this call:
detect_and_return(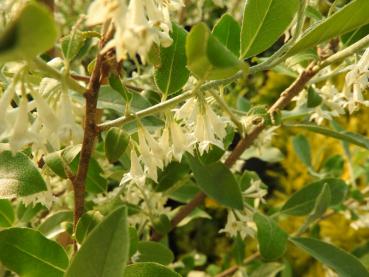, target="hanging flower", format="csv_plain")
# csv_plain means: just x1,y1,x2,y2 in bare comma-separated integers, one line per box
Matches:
120,148,146,186
342,48,369,113
9,97,39,154
56,92,83,145
169,119,193,161
219,210,256,239
0,82,16,137
87,0,183,61
30,88,60,133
